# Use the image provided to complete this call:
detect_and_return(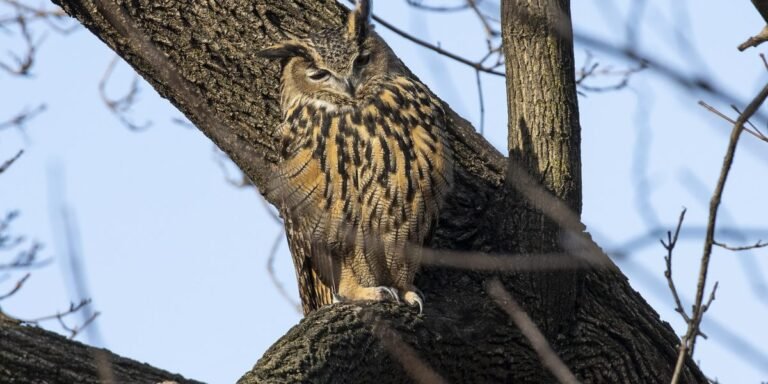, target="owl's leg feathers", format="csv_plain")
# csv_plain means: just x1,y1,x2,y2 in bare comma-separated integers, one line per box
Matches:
337,283,400,303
